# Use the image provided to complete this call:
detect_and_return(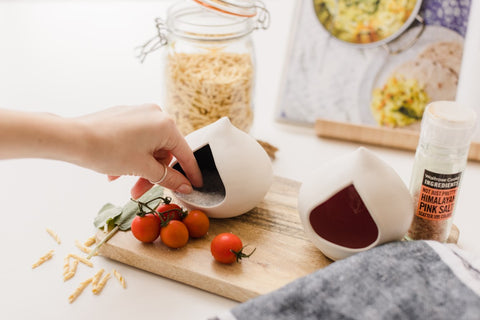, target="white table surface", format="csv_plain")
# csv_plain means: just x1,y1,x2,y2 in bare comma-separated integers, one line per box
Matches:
1,1,480,319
